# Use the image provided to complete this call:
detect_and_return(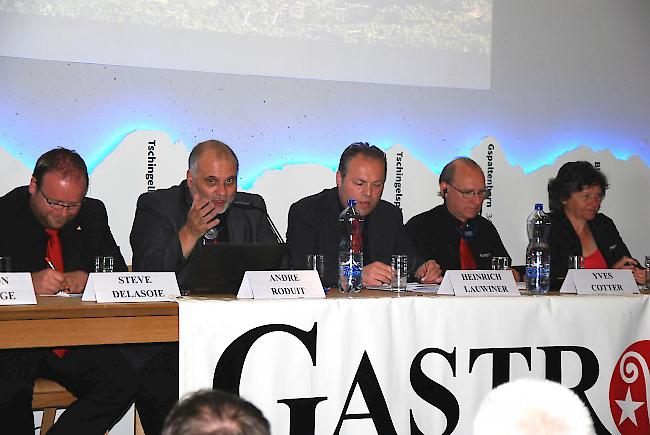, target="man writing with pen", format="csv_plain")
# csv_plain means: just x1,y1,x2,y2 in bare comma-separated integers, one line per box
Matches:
0,148,134,434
